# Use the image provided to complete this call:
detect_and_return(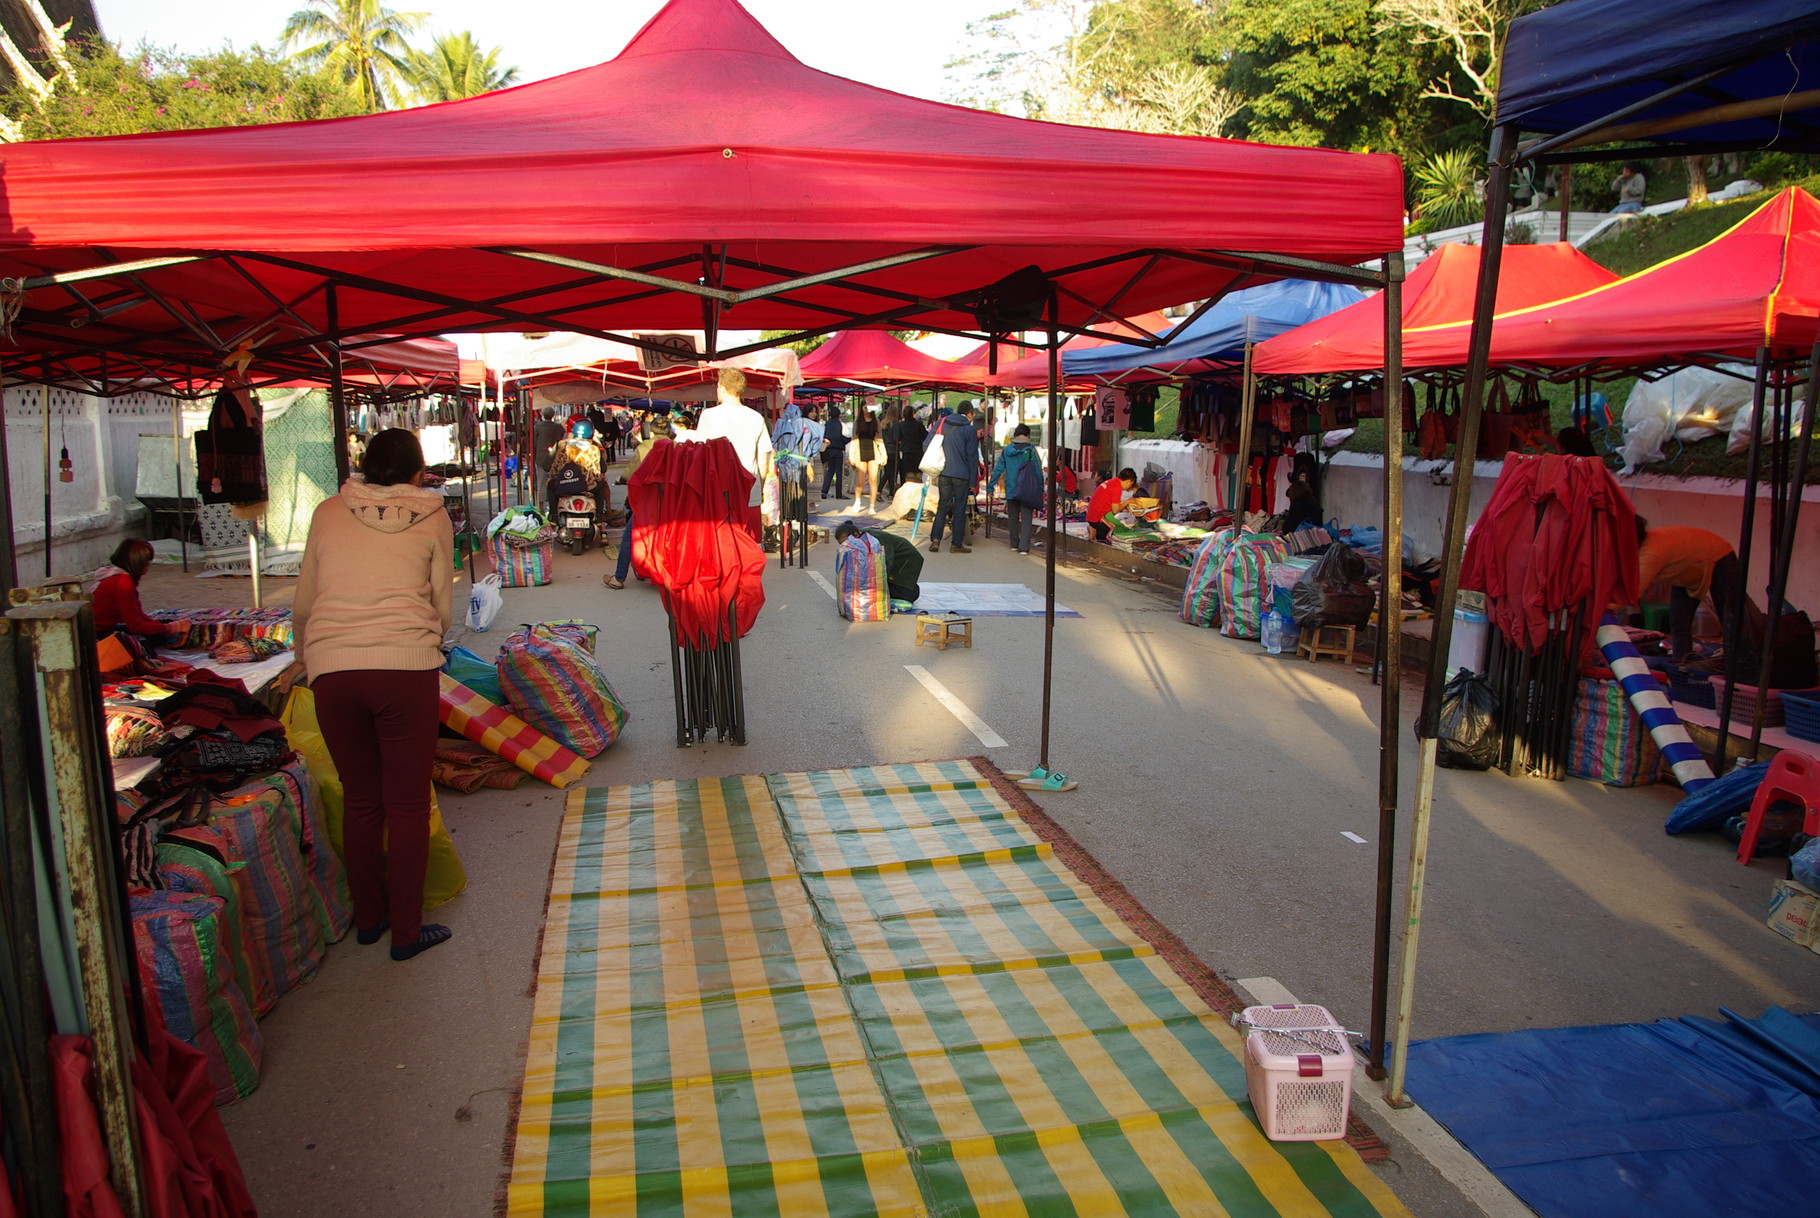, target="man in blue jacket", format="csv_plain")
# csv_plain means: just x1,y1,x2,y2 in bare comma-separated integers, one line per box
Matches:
928,401,981,553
